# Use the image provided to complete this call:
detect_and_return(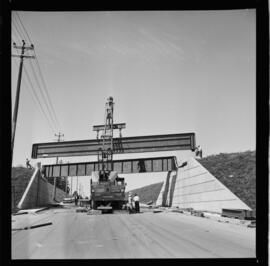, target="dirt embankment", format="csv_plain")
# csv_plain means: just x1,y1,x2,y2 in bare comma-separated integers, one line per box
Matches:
198,151,256,211
12,167,34,212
